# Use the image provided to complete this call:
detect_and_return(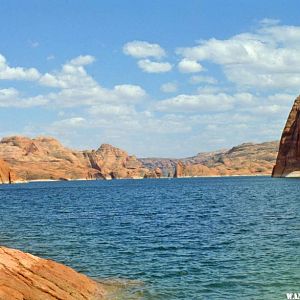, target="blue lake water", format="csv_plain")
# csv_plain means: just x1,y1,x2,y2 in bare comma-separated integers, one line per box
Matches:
0,177,300,299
